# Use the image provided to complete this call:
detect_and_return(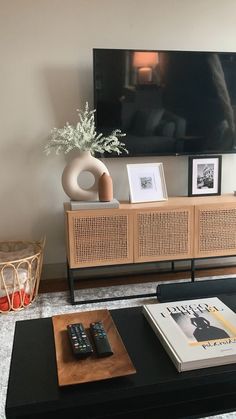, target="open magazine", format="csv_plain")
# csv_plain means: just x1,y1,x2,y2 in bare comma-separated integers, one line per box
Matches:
143,297,236,372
